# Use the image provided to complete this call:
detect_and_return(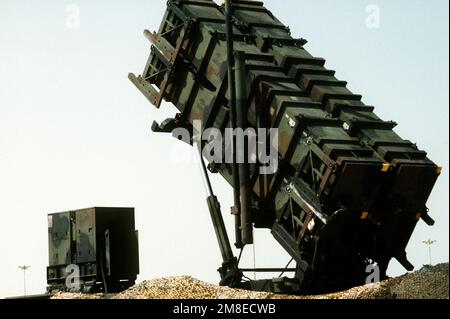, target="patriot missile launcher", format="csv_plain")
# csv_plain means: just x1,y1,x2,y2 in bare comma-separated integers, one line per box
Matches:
130,0,441,293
